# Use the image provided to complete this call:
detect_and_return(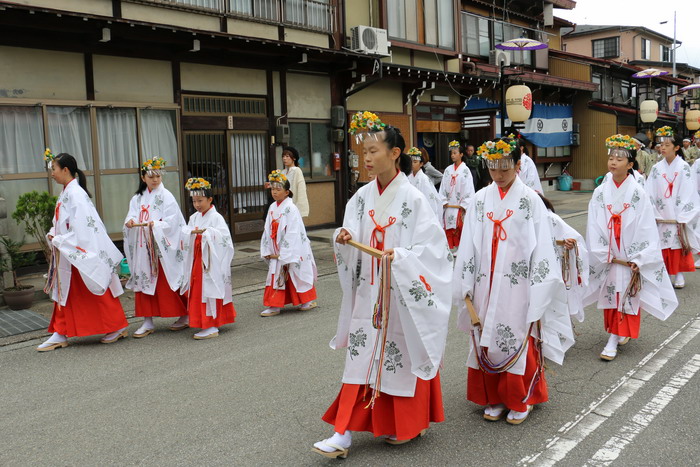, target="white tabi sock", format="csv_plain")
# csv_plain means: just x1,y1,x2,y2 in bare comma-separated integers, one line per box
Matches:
675,272,685,286
194,327,218,338
103,327,127,341
139,317,154,330
38,332,67,348
604,333,619,352
171,315,189,326
313,431,352,452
